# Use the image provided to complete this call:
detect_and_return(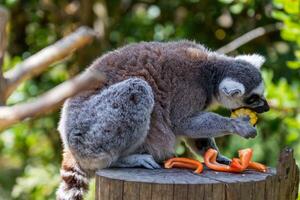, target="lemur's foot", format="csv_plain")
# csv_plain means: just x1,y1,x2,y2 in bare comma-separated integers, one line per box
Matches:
112,154,161,169
135,154,161,169
216,153,231,165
